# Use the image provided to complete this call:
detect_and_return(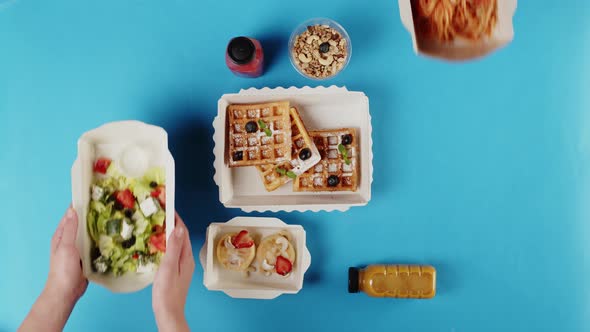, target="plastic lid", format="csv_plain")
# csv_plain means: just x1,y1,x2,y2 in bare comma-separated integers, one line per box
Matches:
227,37,255,65
348,267,359,293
